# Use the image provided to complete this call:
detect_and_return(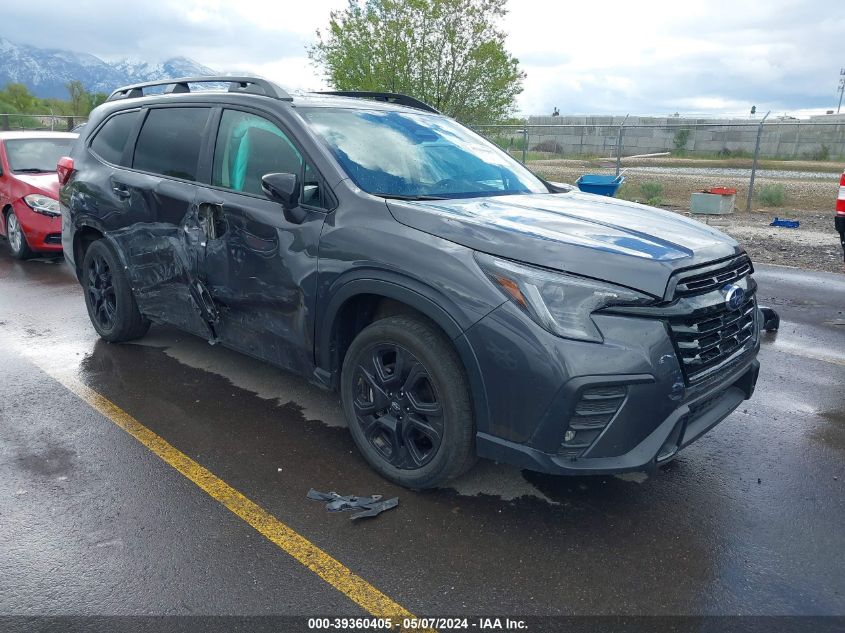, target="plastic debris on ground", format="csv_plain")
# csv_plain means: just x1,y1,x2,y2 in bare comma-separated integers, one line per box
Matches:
307,489,399,521
770,217,800,228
